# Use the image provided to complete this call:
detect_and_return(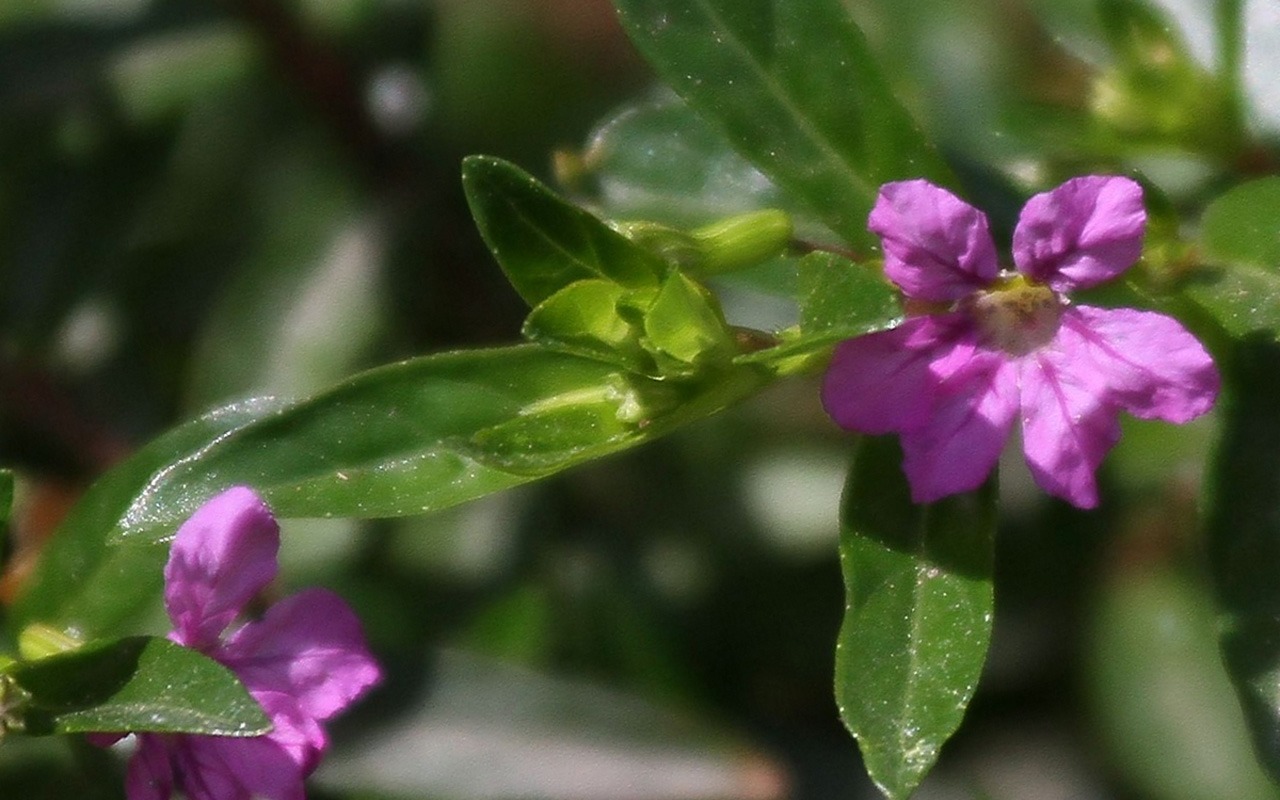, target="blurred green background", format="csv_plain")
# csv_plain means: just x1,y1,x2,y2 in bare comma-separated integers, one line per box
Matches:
0,0,1270,798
